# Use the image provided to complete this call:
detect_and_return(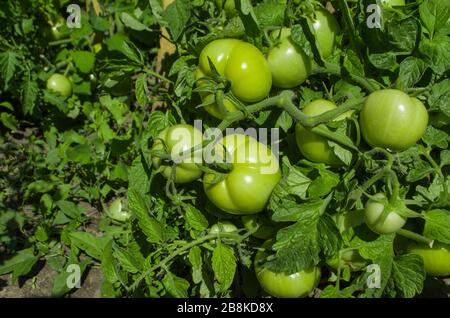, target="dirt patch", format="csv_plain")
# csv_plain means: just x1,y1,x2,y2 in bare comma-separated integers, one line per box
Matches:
0,263,103,298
